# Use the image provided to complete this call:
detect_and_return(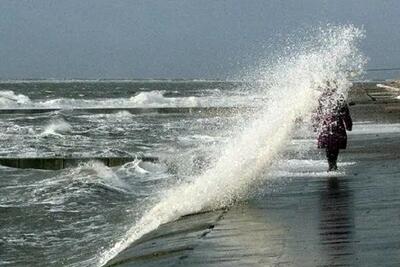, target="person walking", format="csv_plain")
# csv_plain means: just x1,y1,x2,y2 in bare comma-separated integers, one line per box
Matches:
314,84,353,171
